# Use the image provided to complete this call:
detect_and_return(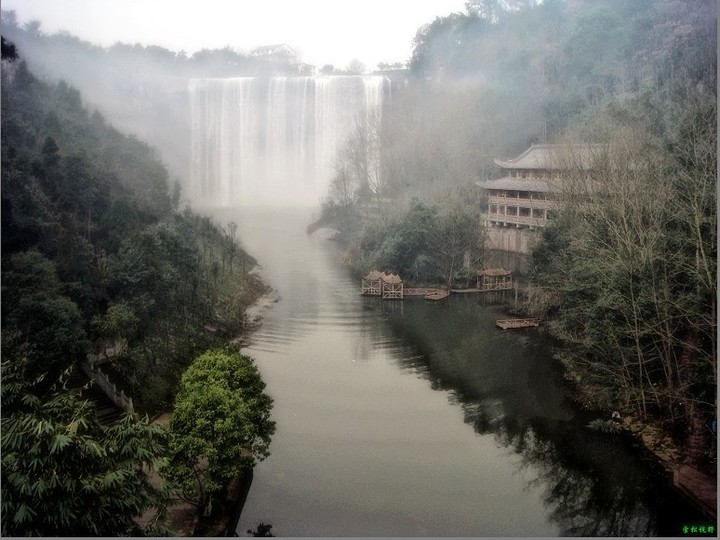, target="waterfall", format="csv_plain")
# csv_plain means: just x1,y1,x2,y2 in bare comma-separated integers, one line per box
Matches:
189,75,389,206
